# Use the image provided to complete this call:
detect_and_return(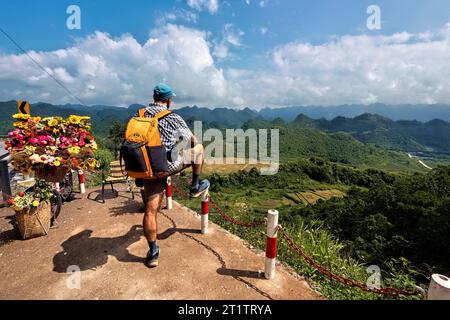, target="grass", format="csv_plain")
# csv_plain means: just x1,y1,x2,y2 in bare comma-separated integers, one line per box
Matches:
292,189,346,206
200,159,271,175
348,151,429,174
